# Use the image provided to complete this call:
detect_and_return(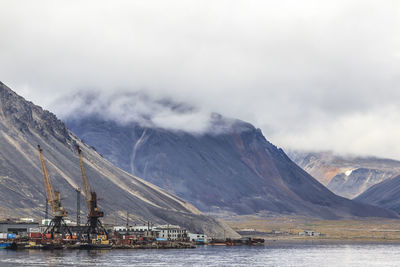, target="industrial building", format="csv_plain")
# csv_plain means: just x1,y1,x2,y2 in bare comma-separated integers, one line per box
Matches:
0,220,39,235
154,225,188,241
188,233,208,243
